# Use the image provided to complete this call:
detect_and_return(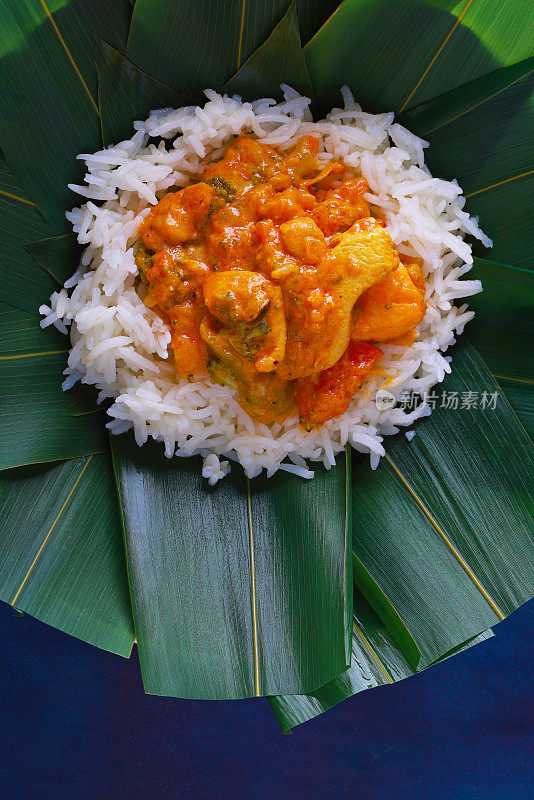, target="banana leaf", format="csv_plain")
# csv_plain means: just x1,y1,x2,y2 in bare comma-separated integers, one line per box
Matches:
0,304,107,469
420,74,534,268
401,58,534,269
97,41,193,147
468,259,533,383
467,258,534,435
303,0,534,115
112,436,352,699
297,0,341,45
349,345,533,668
223,1,312,101
25,233,81,285
271,343,533,727
6,208,354,697
0,0,132,229
0,301,65,356
0,454,134,656
0,159,57,313
466,178,533,270
494,379,534,440
127,0,292,97
269,586,494,732
401,57,534,135
0,0,533,726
